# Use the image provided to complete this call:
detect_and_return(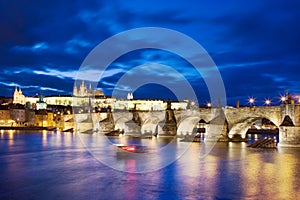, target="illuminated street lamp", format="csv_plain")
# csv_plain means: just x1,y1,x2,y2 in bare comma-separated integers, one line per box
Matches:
248,97,255,106
207,102,212,107
280,96,286,103
264,99,271,106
